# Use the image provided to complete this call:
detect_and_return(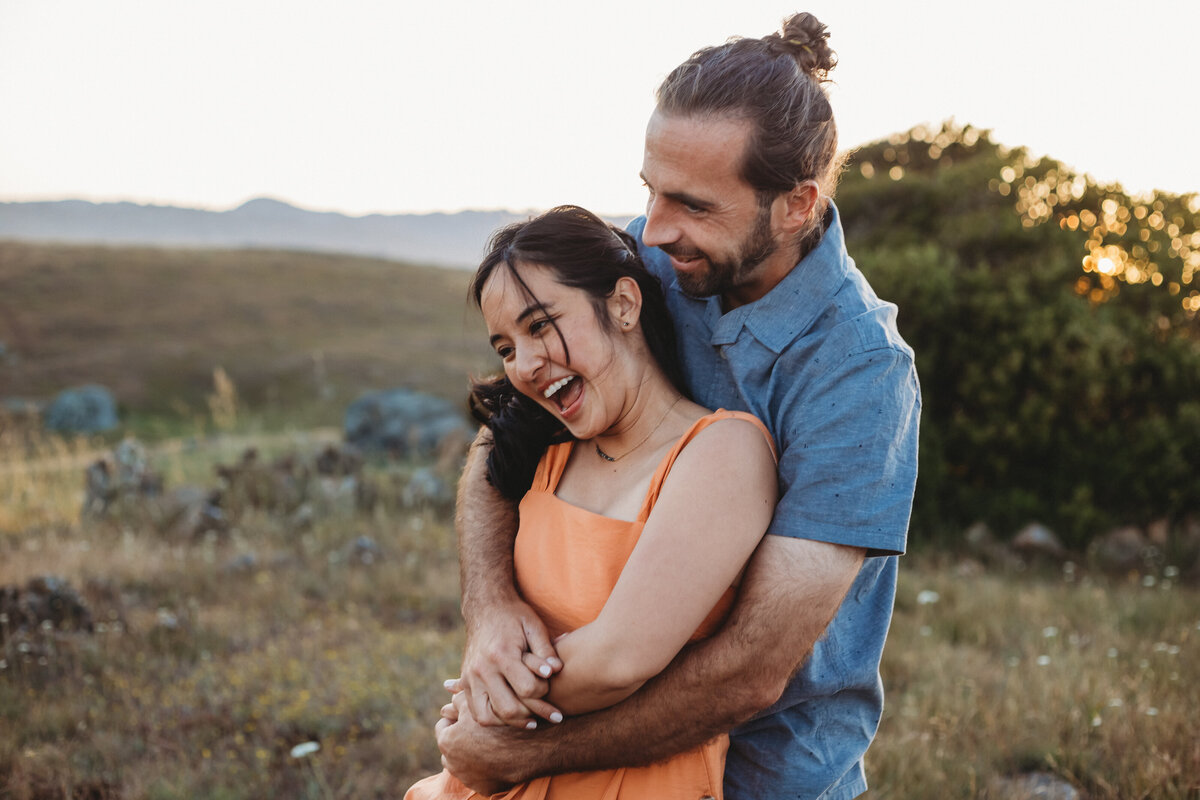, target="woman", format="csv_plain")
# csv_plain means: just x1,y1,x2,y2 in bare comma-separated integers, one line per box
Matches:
406,206,777,799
